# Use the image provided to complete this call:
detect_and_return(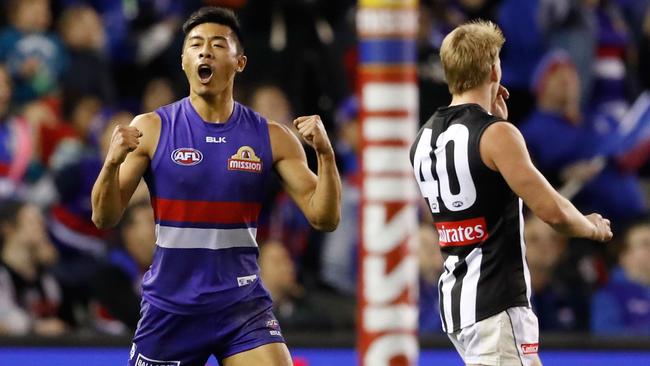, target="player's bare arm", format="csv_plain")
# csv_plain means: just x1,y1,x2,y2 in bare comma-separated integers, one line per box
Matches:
91,113,161,229
269,116,341,231
480,121,612,242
